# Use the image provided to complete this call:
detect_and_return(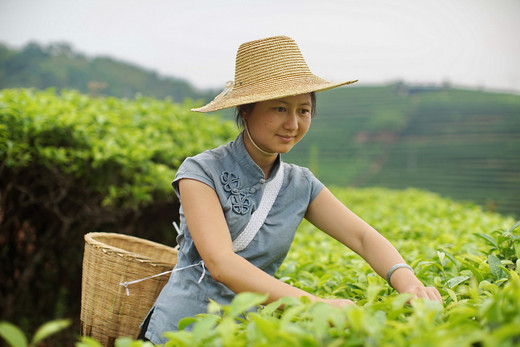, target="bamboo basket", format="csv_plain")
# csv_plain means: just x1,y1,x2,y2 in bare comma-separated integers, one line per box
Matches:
80,232,178,346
